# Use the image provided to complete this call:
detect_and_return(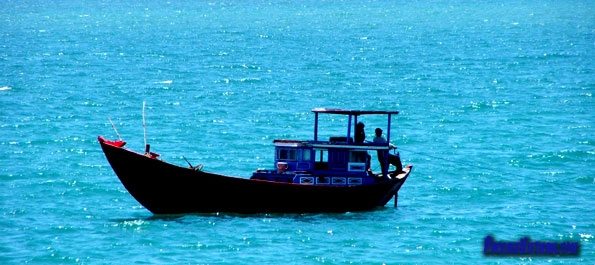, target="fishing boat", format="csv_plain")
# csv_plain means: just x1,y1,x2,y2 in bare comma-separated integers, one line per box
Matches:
98,108,412,214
